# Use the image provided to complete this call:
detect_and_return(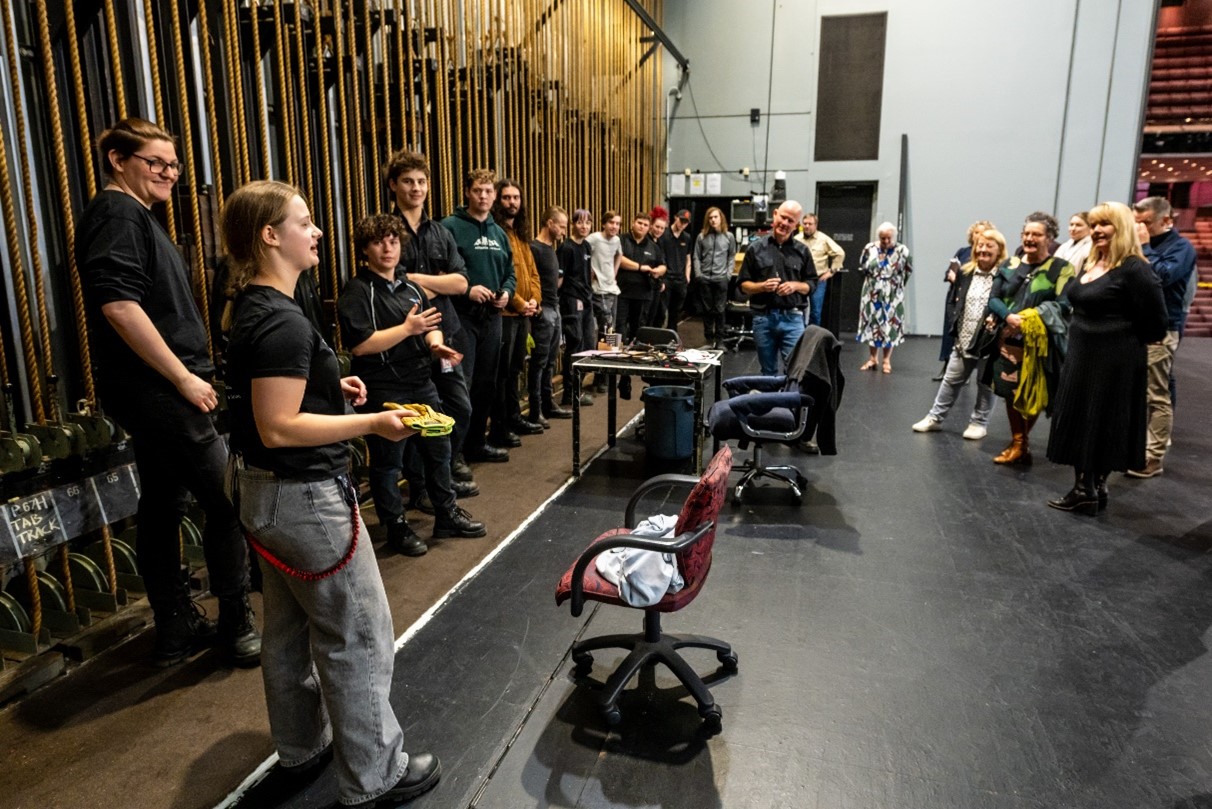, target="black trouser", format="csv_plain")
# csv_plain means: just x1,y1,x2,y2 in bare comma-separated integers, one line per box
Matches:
695,278,729,341
647,286,668,329
456,308,502,452
665,281,688,329
528,305,561,413
404,358,472,498
560,303,596,403
104,382,248,619
491,315,529,440
364,379,455,521
431,357,472,458
615,296,650,343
